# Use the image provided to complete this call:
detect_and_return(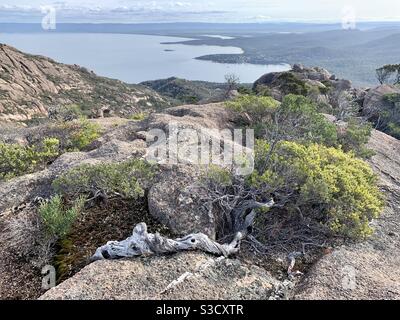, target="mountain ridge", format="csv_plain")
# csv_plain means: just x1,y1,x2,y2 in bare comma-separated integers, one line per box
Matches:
0,44,172,122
